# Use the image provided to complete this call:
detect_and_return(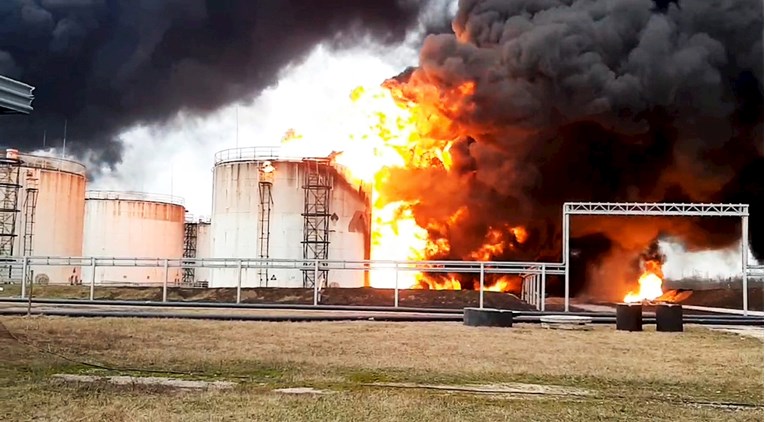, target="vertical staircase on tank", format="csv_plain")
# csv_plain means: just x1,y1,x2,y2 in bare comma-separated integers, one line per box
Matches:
258,161,275,286
21,169,39,284
301,159,332,288
0,152,21,282
182,219,198,286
